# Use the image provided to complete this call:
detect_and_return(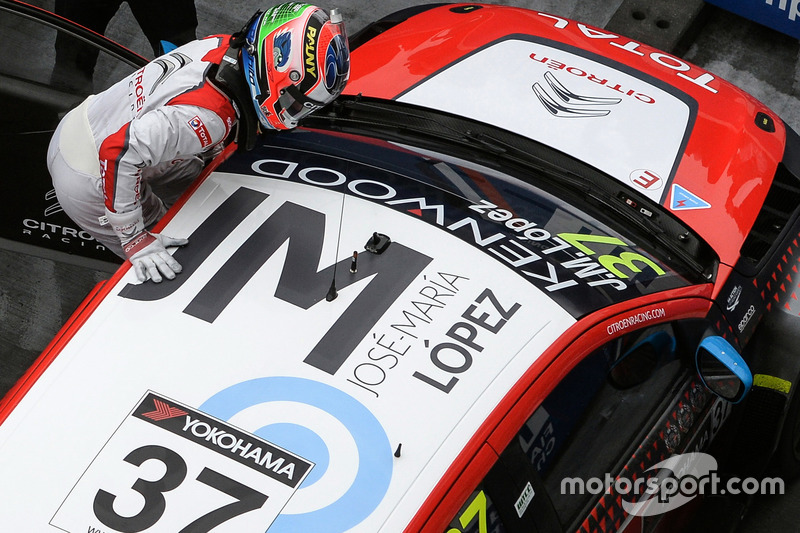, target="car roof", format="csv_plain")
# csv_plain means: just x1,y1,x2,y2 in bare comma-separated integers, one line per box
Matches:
0,136,580,530
0,120,715,529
